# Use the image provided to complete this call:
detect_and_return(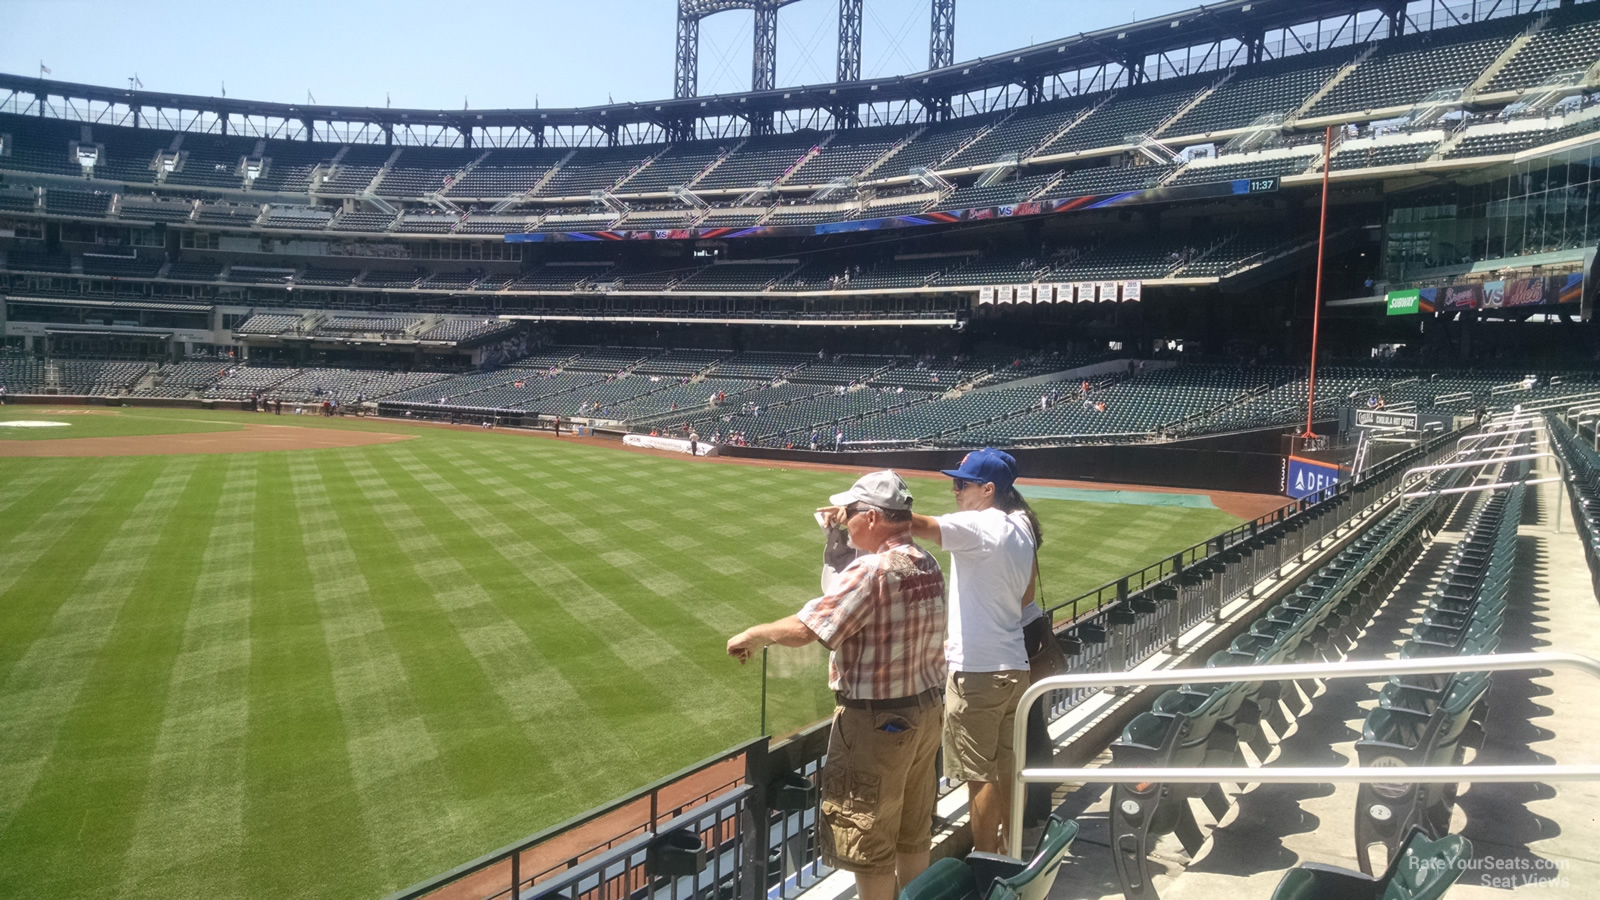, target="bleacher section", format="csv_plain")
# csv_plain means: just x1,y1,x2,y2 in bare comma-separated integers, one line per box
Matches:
1167,51,1346,137
166,133,244,189
1328,134,1441,170
946,99,1090,168
1043,78,1205,156
538,147,650,197
786,127,903,184
234,314,302,335
1305,17,1522,119
416,319,519,343
621,143,726,194
1483,5,1600,94
1170,147,1319,185
695,134,817,192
